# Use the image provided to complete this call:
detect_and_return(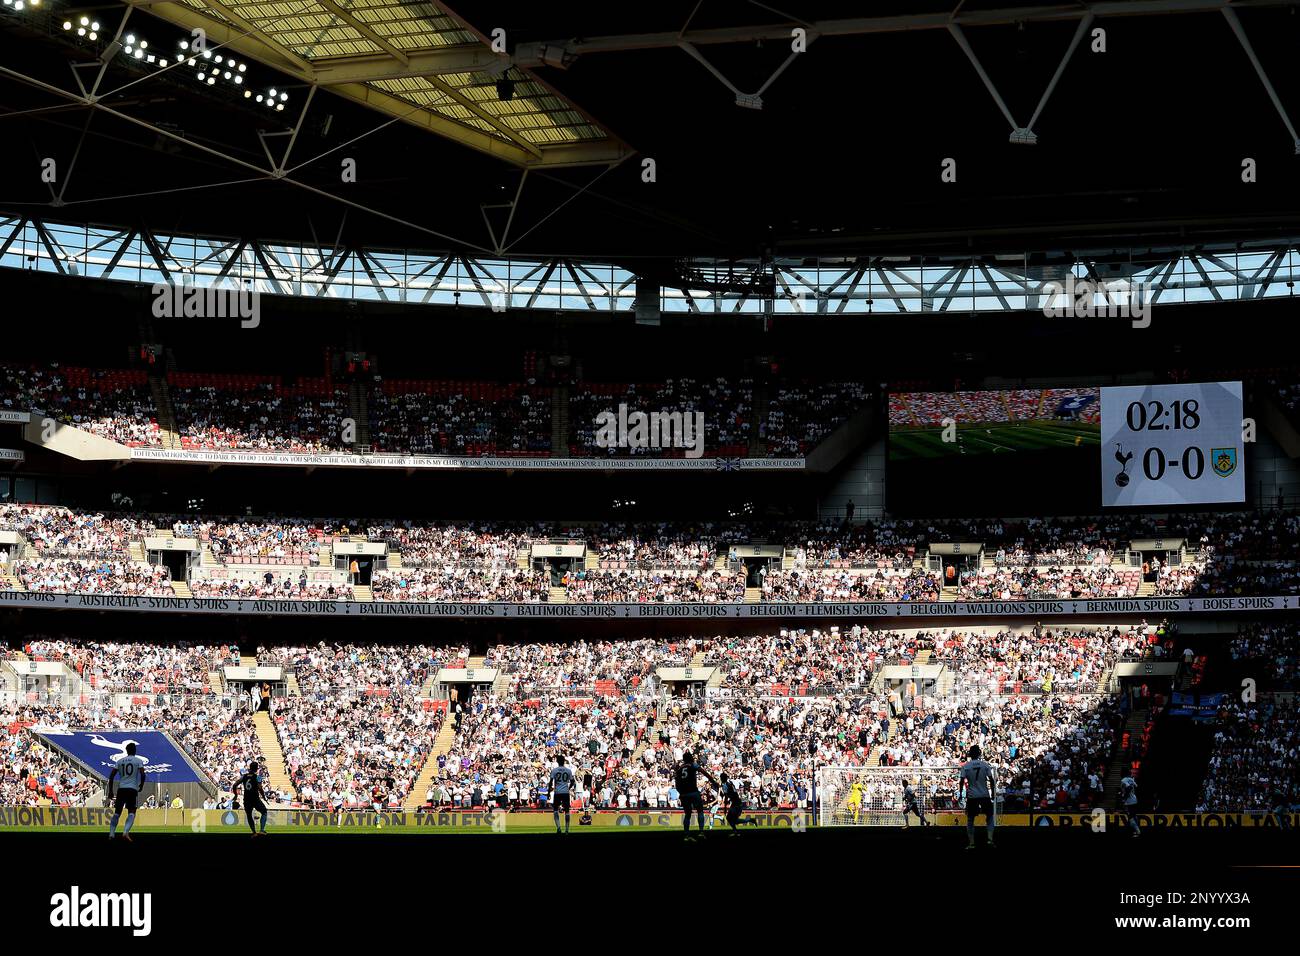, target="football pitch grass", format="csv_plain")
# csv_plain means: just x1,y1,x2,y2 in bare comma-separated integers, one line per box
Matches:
889,420,1100,460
